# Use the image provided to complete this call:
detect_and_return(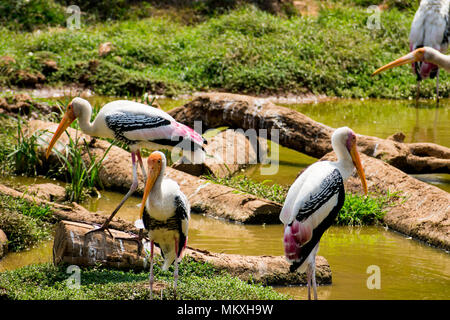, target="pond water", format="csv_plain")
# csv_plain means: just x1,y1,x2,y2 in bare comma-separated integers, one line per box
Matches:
2,183,448,300
0,96,448,299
